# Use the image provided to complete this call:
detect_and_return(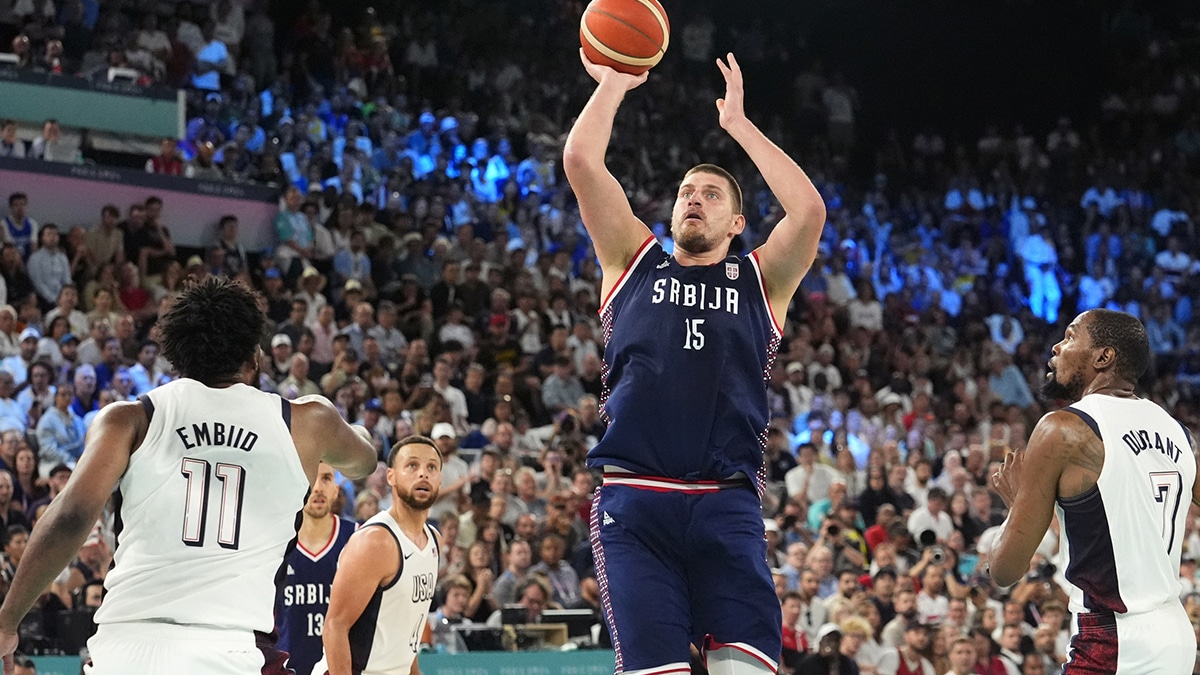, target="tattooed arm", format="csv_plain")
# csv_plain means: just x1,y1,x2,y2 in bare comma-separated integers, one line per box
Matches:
989,411,1102,587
